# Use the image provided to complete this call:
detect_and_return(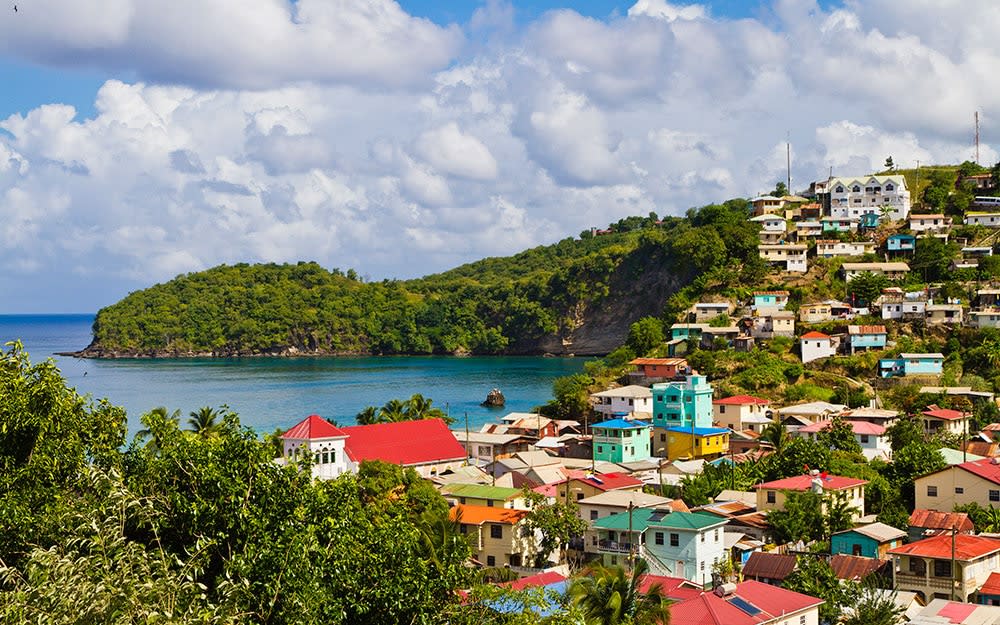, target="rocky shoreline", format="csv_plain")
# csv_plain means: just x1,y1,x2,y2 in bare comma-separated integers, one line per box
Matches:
58,343,594,359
